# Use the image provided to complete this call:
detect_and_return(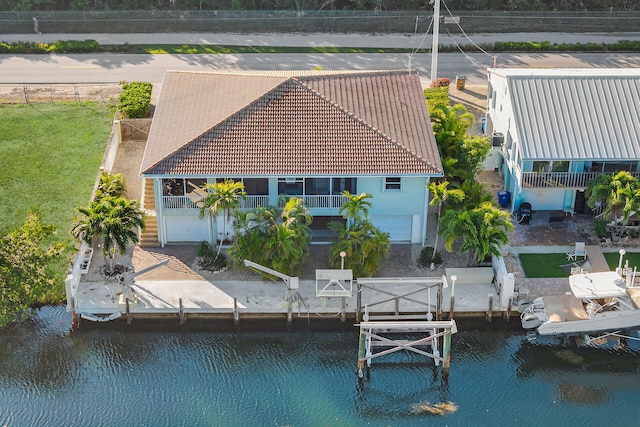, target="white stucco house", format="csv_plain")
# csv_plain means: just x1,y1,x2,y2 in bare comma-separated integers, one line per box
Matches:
485,68,640,214
139,70,443,246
